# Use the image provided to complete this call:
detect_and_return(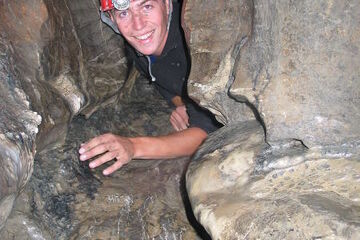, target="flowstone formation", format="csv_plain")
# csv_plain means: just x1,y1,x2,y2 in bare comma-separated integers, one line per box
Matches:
184,0,360,239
